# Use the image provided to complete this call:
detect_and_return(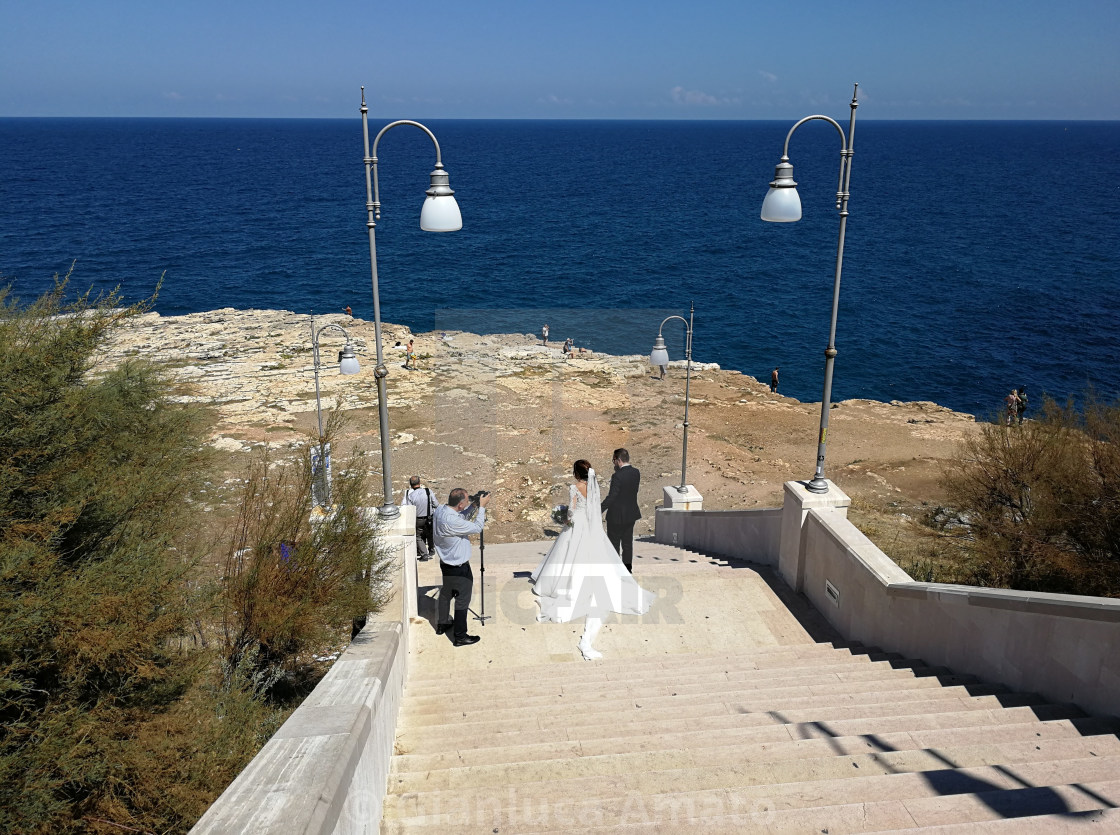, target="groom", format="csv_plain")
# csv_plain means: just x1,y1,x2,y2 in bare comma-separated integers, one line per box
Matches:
601,448,641,572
